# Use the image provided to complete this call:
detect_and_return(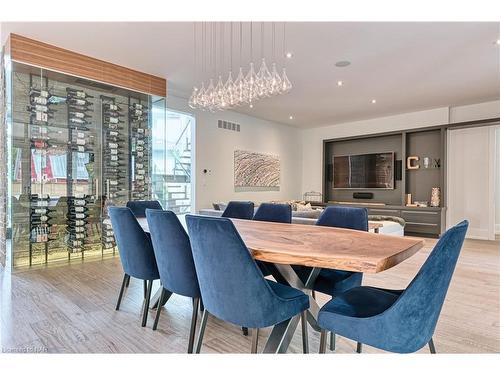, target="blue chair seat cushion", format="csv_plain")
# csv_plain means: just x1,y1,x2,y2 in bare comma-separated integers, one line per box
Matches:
266,280,310,322
319,286,400,321
294,266,362,297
